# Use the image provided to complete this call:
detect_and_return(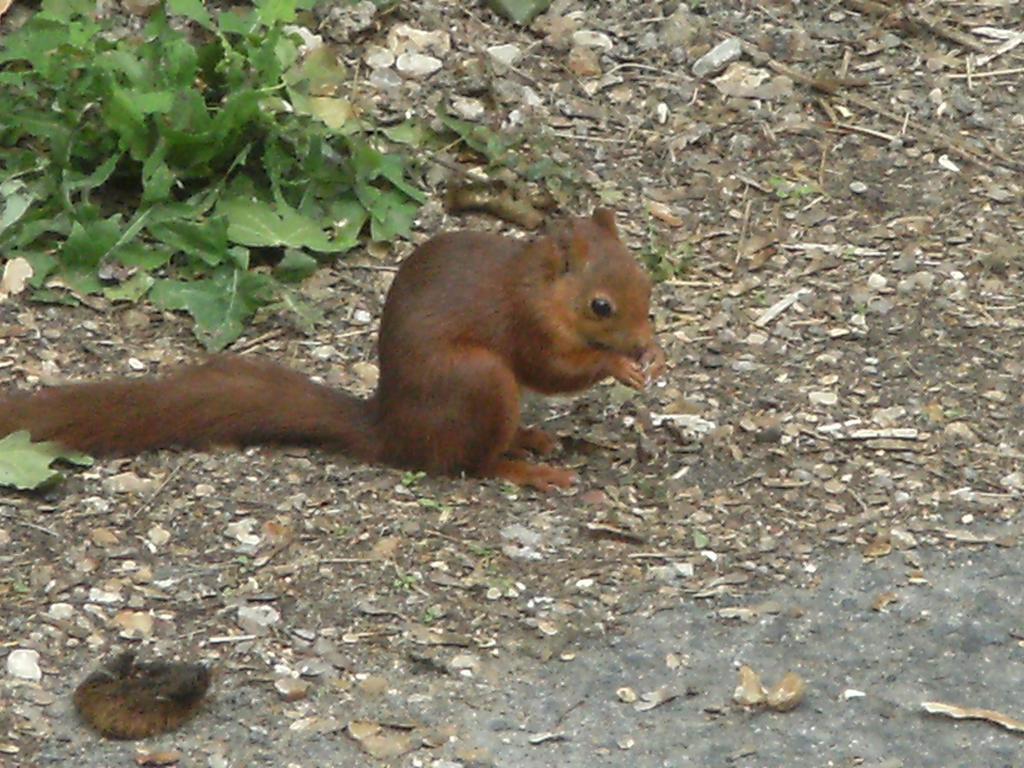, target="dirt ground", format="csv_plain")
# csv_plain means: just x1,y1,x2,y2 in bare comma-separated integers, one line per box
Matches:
2,1,1023,766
